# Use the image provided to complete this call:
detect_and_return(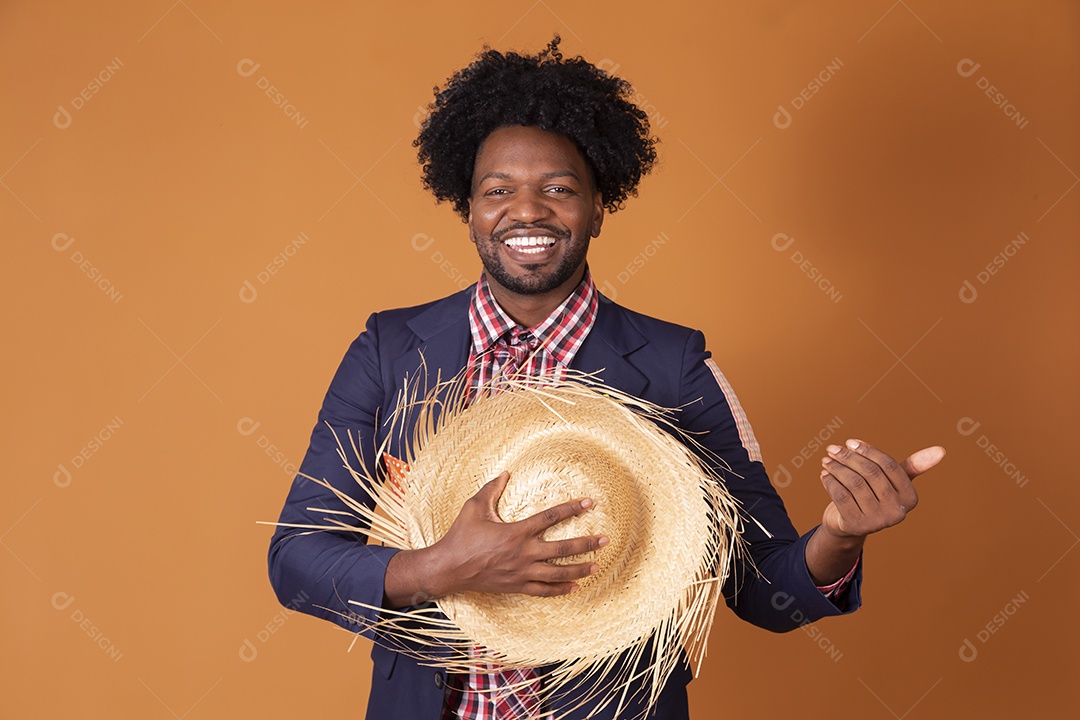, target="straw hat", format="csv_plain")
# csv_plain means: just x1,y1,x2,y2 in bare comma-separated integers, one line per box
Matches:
318,371,743,717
